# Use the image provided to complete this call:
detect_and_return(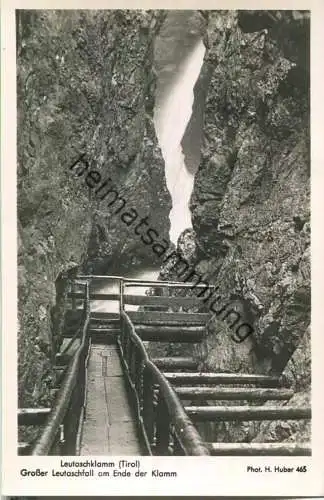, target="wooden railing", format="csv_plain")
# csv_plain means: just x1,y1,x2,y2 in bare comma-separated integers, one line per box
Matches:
25,282,91,455
119,310,210,455
69,276,211,455
19,275,311,456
